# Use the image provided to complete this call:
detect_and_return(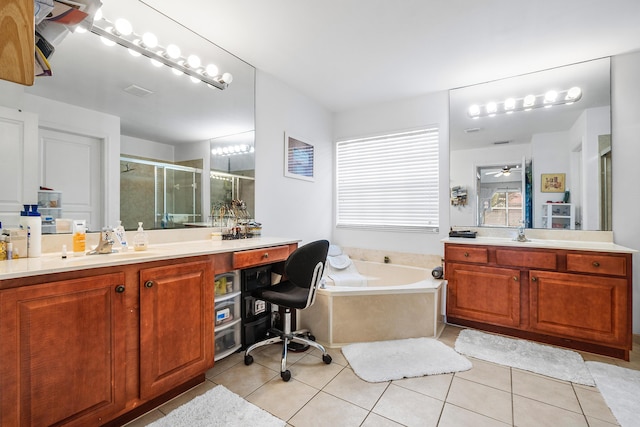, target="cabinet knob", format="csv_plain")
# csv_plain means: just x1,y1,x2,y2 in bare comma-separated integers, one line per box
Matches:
592,261,600,267
531,277,538,282
263,252,269,259
115,285,125,293
464,252,469,257
144,280,154,288
513,276,518,281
